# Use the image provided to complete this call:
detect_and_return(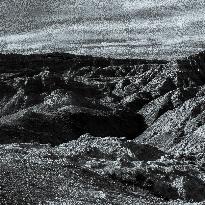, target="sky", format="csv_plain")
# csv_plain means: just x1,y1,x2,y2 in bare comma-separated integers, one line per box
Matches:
0,0,205,59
